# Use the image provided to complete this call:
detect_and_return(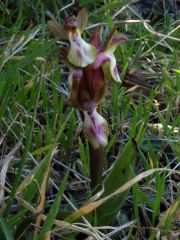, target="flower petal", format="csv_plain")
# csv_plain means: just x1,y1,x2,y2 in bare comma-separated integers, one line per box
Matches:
108,53,121,82
83,109,109,149
47,20,68,39
90,27,103,50
104,30,128,53
68,68,98,113
77,8,88,33
94,52,121,83
111,34,128,46
83,101,97,113
93,52,110,69
106,34,128,53
68,33,96,67
68,68,83,109
64,17,79,30
83,64,106,105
